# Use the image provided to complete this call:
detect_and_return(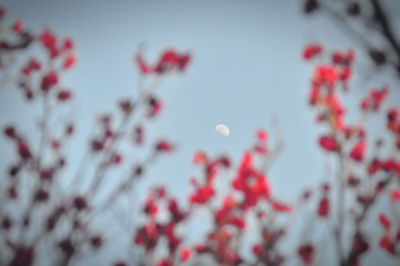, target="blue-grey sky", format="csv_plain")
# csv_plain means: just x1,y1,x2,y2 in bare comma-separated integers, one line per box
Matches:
1,1,400,265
